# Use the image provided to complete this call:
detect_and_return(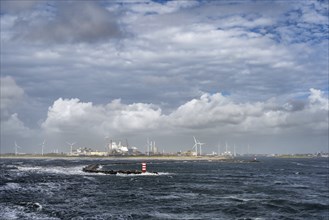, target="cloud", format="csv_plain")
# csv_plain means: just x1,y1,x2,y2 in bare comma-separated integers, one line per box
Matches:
218,15,274,29
1,113,33,138
167,89,328,135
0,112,36,153
12,1,123,43
1,82,327,152
0,77,35,150
0,0,40,13
167,93,252,128
1,1,327,153
41,98,162,136
300,1,328,25
40,89,328,147
308,88,328,111
2,1,327,106
0,76,24,112
128,0,199,15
